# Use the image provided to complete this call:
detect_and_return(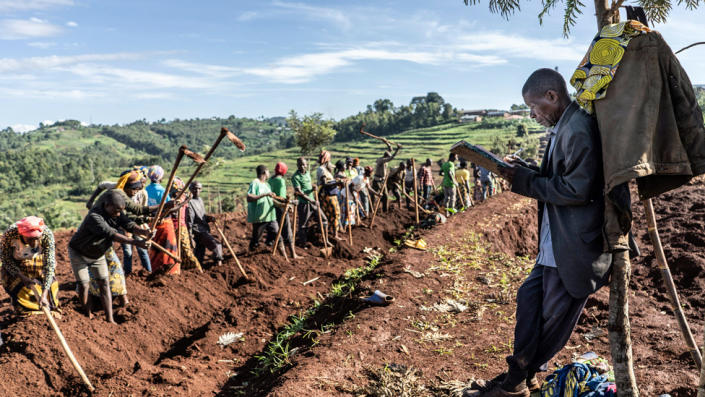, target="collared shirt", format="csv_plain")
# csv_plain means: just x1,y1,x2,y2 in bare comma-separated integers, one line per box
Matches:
536,107,569,268
418,166,433,186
